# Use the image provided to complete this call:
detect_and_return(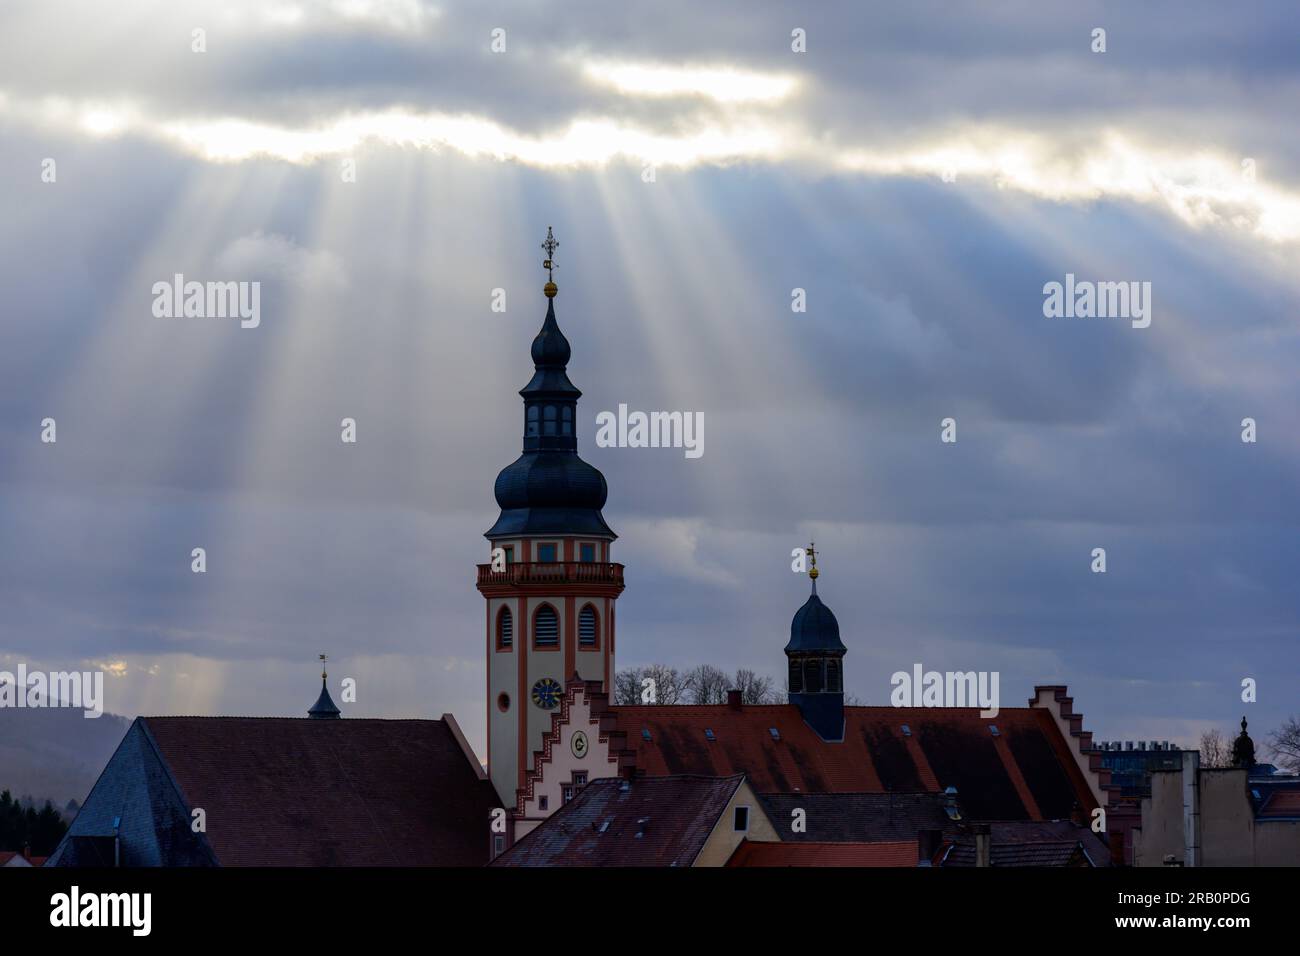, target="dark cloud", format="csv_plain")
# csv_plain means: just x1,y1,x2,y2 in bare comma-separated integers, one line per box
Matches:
0,2,1297,756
